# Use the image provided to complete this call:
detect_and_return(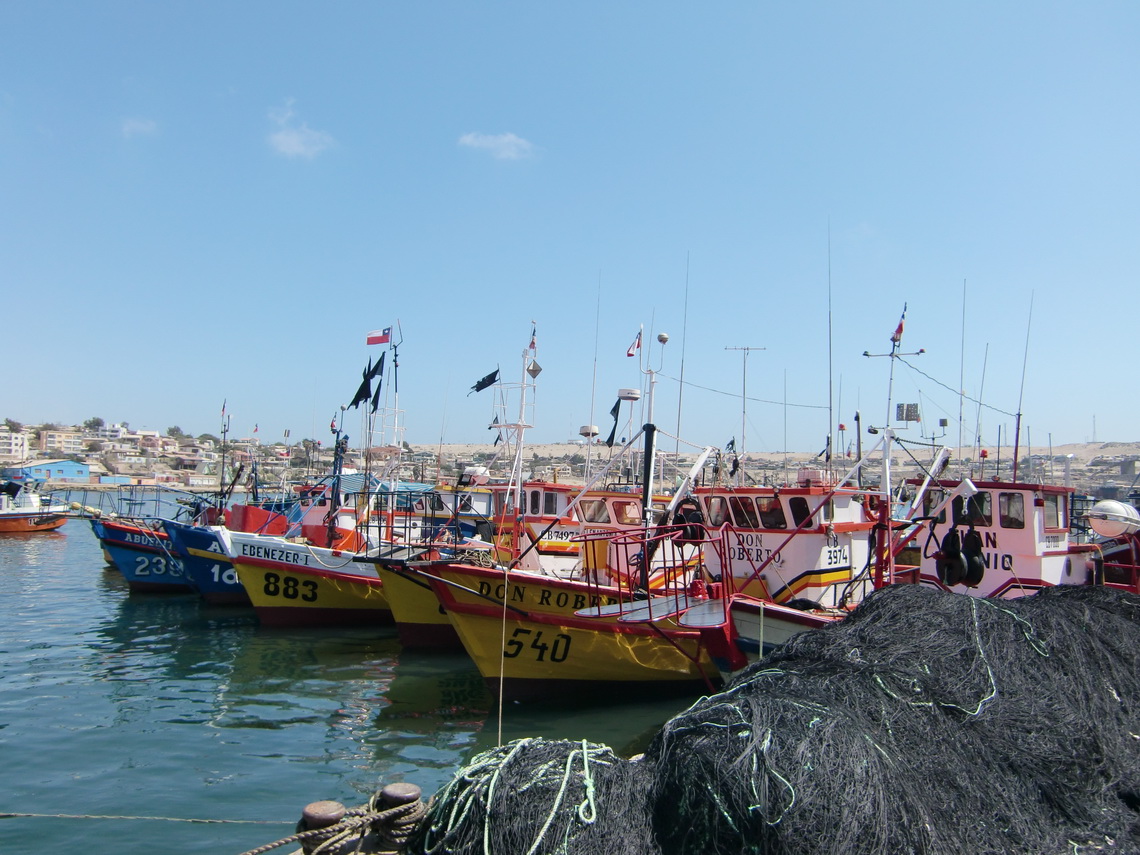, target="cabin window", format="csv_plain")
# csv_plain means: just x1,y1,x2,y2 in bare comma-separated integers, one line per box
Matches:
789,496,812,527
998,492,1024,529
529,490,541,516
543,492,560,516
579,500,610,523
613,500,641,526
705,496,729,527
953,492,992,527
1043,494,1063,529
924,489,947,523
756,496,788,529
728,496,760,528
